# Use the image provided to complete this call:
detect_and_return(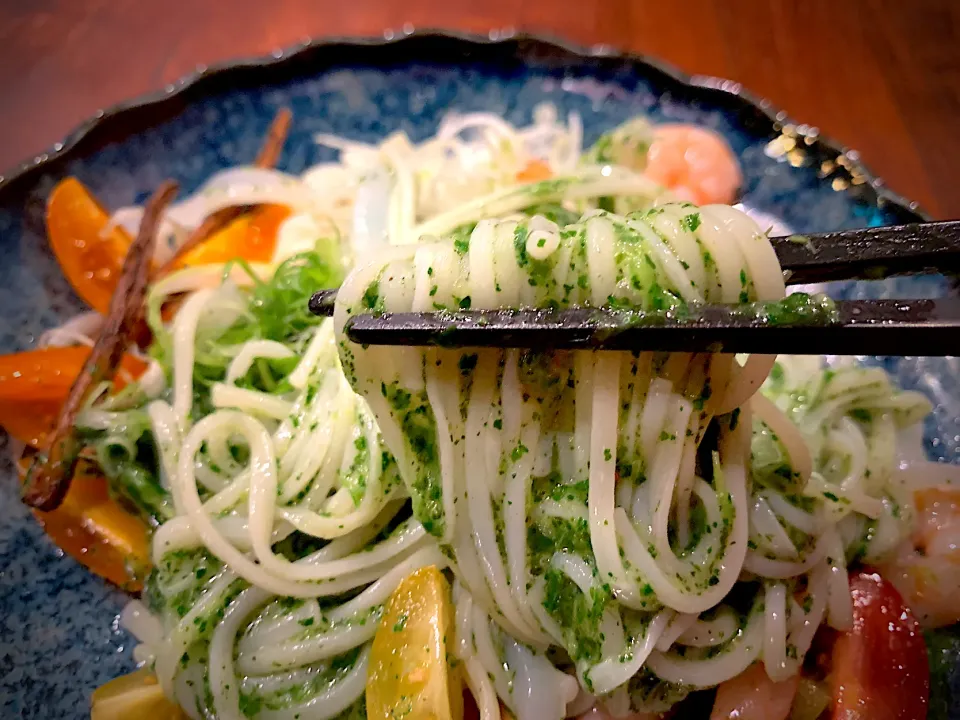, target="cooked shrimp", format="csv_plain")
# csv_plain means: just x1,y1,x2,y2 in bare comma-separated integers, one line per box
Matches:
644,124,742,205
709,663,798,720
880,484,960,628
